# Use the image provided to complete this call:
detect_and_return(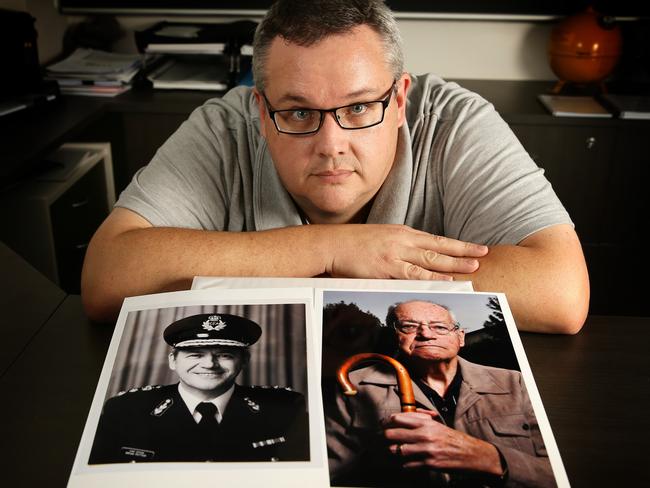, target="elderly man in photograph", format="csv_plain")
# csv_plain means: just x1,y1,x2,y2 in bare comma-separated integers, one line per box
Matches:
326,300,555,488
89,313,309,463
